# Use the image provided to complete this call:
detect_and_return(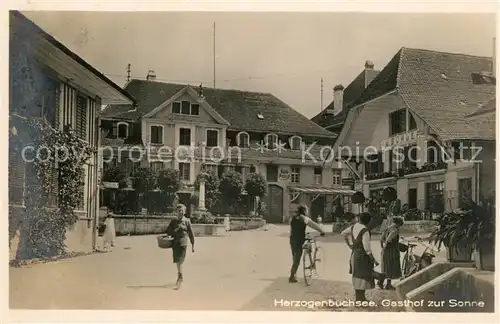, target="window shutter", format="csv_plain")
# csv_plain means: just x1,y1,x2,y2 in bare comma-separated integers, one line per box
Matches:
76,96,87,140
9,150,25,205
